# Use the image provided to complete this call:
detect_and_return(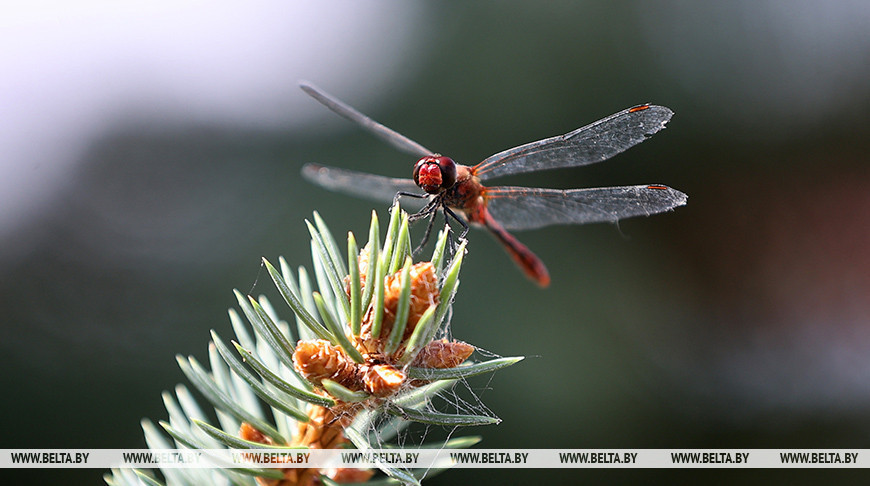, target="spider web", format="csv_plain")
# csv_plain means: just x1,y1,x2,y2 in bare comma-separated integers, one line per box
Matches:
249,217,507,483
344,305,506,482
